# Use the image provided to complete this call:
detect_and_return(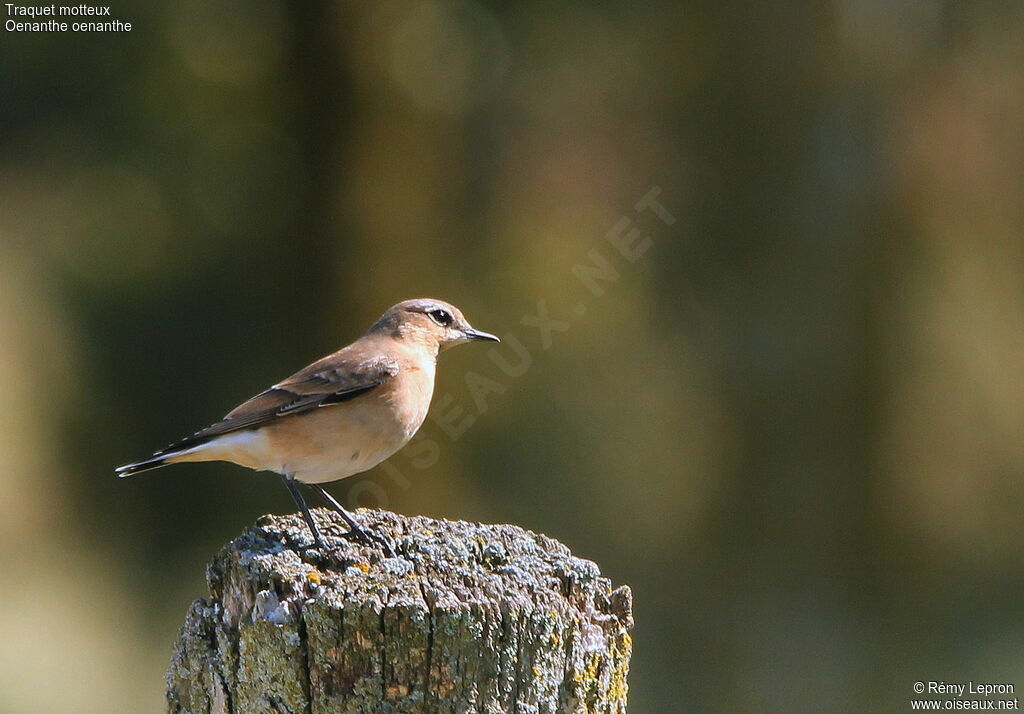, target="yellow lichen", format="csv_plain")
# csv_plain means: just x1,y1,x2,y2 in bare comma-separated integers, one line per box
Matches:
385,683,410,698
606,633,632,705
